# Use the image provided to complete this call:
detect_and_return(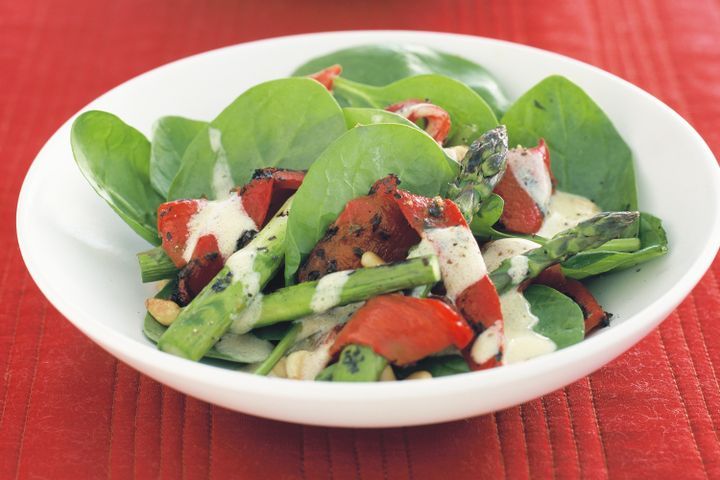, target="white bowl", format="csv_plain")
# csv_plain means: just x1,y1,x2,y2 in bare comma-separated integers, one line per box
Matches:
16,31,720,427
